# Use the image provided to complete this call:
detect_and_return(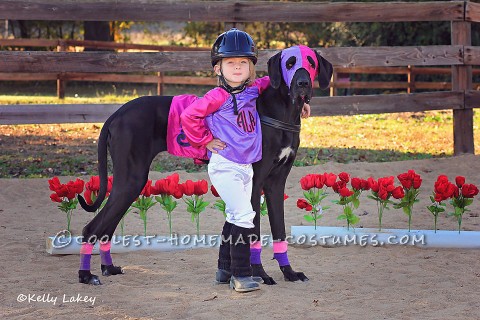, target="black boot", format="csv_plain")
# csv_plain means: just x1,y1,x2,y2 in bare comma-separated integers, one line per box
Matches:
229,225,260,292
218,221,233,271
215,222,233,284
